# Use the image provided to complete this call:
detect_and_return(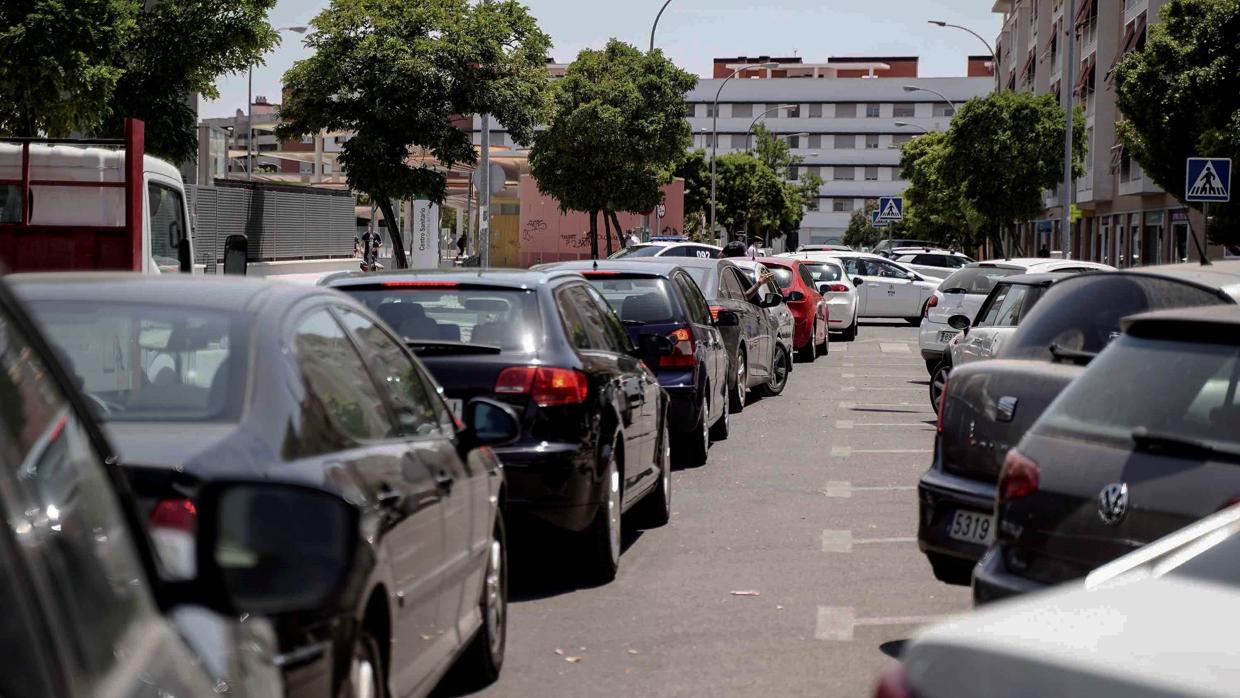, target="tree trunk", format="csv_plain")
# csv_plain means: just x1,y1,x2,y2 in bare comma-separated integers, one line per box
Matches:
376,196,410,269
603,210,614,257
608,211,624,252
589,210,600,260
